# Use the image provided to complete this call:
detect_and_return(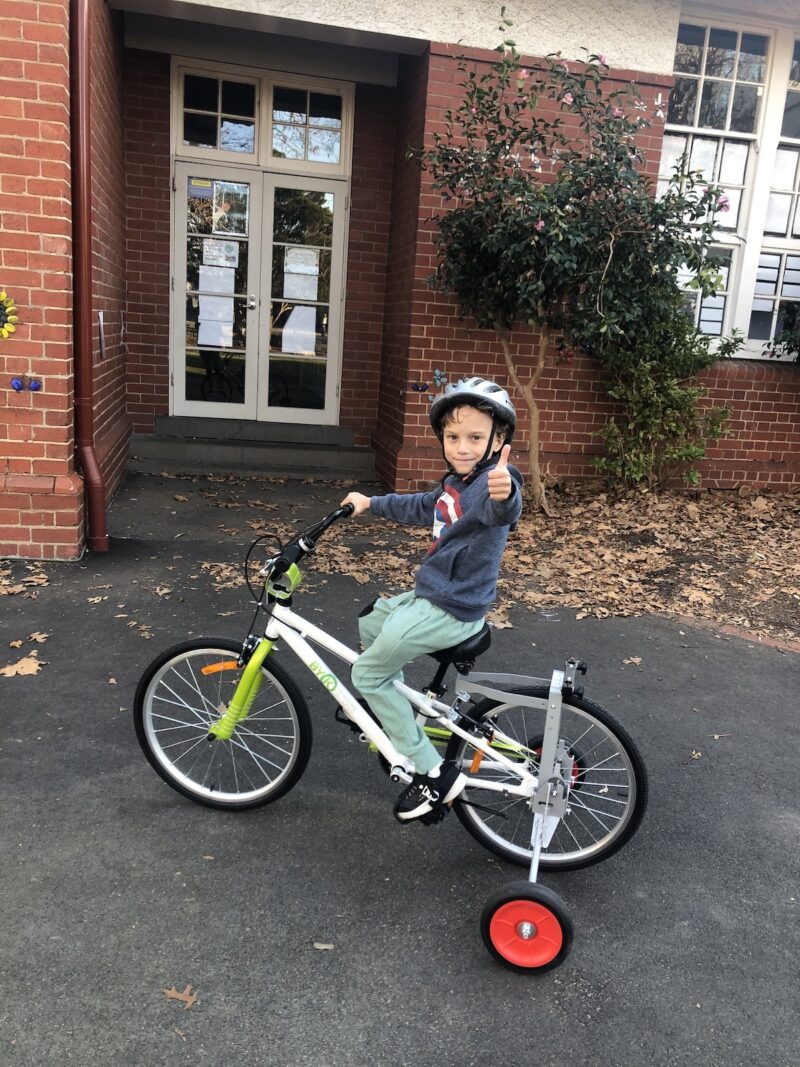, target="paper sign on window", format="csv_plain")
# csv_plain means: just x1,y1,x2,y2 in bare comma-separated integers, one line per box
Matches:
203,239,240,268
